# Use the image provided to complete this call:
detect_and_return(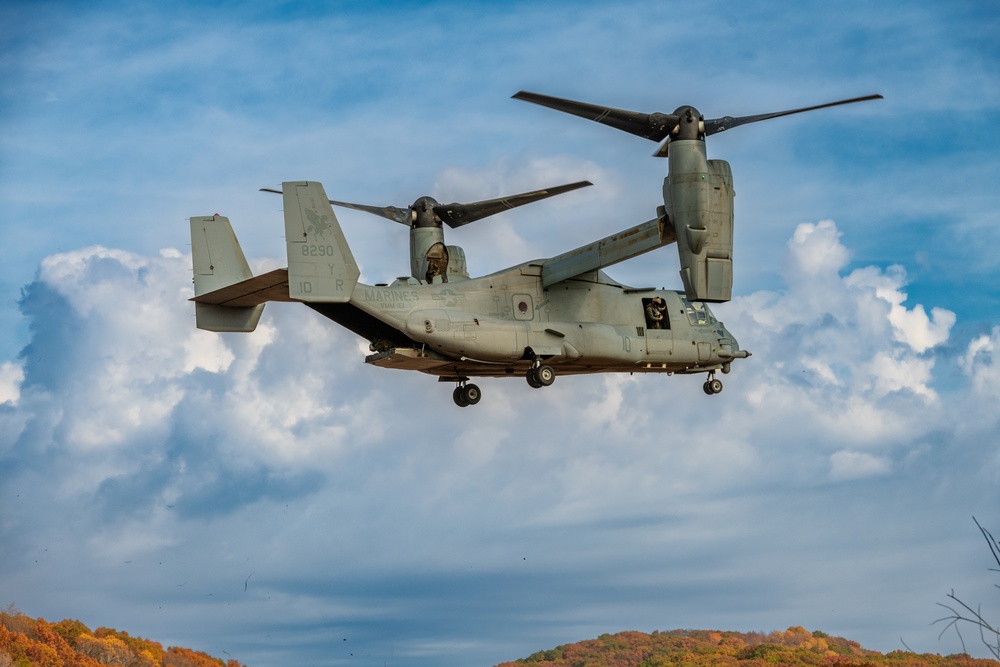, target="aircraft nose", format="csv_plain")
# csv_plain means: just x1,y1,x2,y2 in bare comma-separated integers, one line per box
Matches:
719,329,750,360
